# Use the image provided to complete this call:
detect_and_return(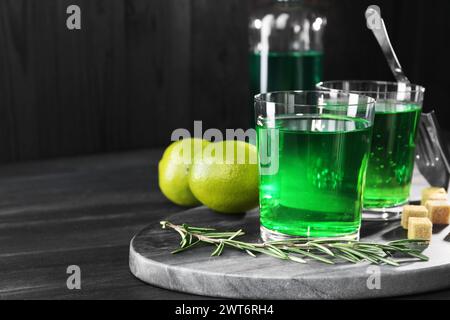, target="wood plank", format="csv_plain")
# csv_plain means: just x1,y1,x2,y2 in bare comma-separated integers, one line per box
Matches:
0,149,189,299
0,149,449,299
190,0,249,131
125,0,192,149
1,0,450,163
